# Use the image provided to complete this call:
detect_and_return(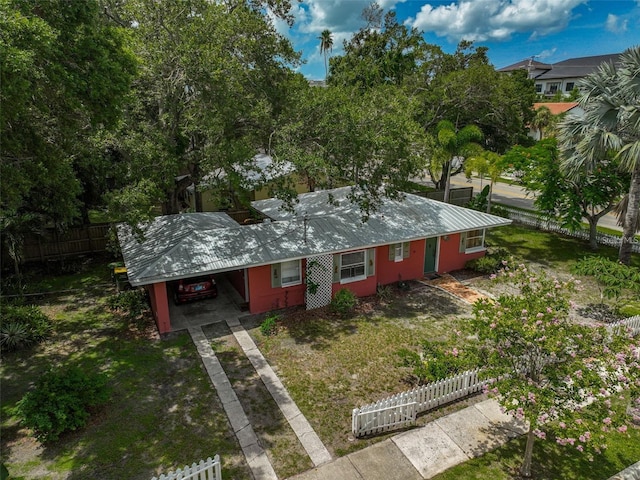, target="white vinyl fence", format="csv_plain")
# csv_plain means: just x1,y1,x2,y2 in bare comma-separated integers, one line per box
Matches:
502,207,640,254
352,369,485,437
609,315,640,336
151,456,221,480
